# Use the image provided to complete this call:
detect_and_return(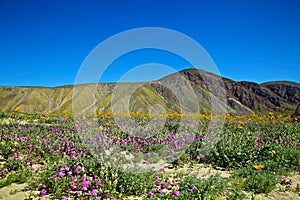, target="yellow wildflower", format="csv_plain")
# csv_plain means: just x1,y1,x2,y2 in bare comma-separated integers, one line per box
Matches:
87,121,92,126
253,164,264,170
15,106,20,112
99,125,104,131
